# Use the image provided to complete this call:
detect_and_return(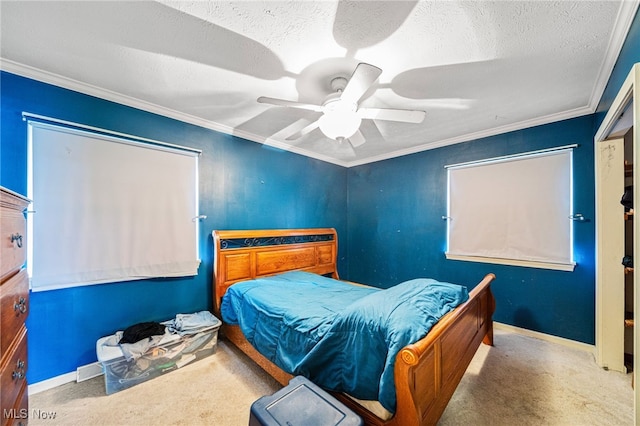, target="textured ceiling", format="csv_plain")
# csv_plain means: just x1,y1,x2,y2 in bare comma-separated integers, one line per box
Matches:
1,1,638,166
